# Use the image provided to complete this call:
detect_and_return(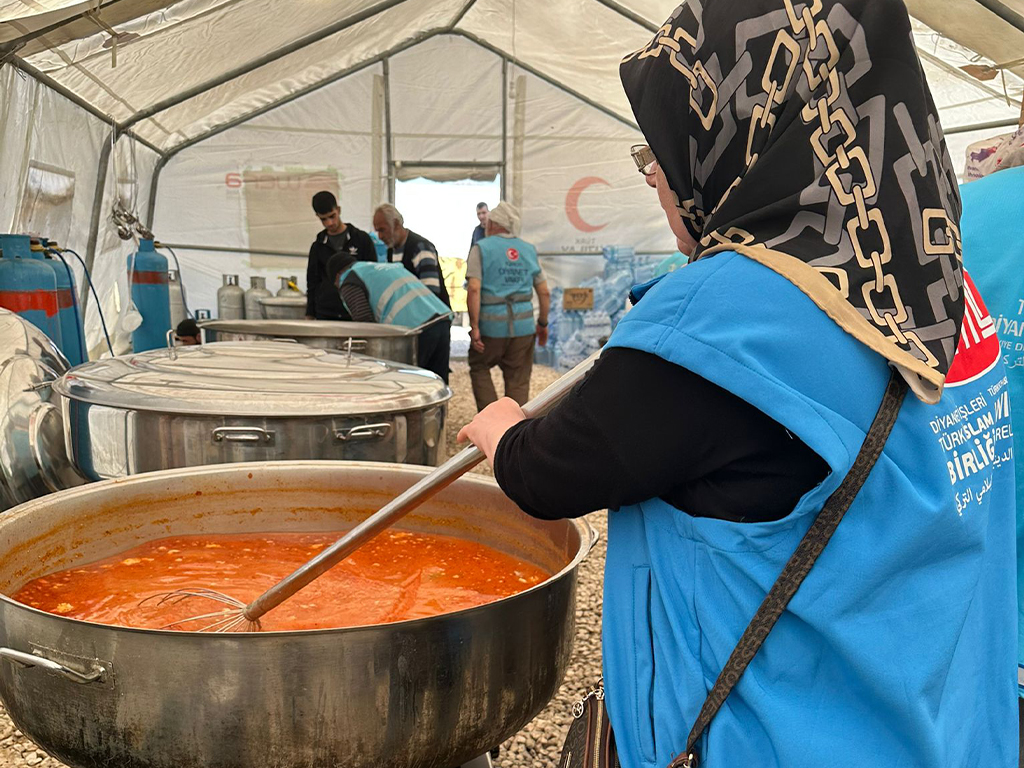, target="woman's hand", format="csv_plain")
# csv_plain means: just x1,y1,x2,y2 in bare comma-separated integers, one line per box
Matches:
457,398,527,466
